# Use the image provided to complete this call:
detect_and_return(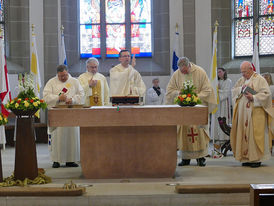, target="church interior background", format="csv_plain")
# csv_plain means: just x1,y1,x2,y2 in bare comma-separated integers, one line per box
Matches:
0,0,274,205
